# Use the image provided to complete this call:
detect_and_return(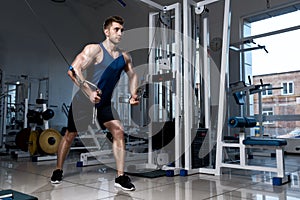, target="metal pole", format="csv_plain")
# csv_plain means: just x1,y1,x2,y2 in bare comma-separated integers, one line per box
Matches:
183,0,193,170
203,17,211,132
169,2,182,169
215,0,232,176
148,12,157,166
